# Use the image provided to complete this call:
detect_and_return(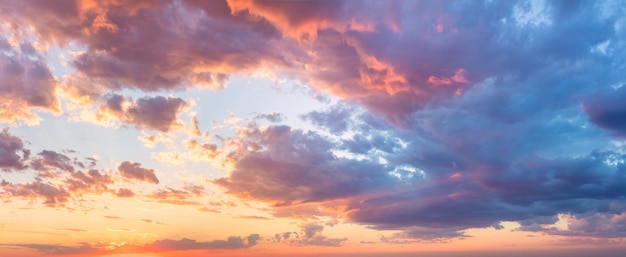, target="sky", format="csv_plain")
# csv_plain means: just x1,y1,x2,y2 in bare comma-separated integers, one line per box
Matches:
1,0,626,256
